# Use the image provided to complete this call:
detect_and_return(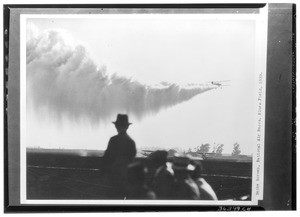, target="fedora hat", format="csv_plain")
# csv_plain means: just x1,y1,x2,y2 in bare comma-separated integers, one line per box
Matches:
112,114,132,126
172,154,195,171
